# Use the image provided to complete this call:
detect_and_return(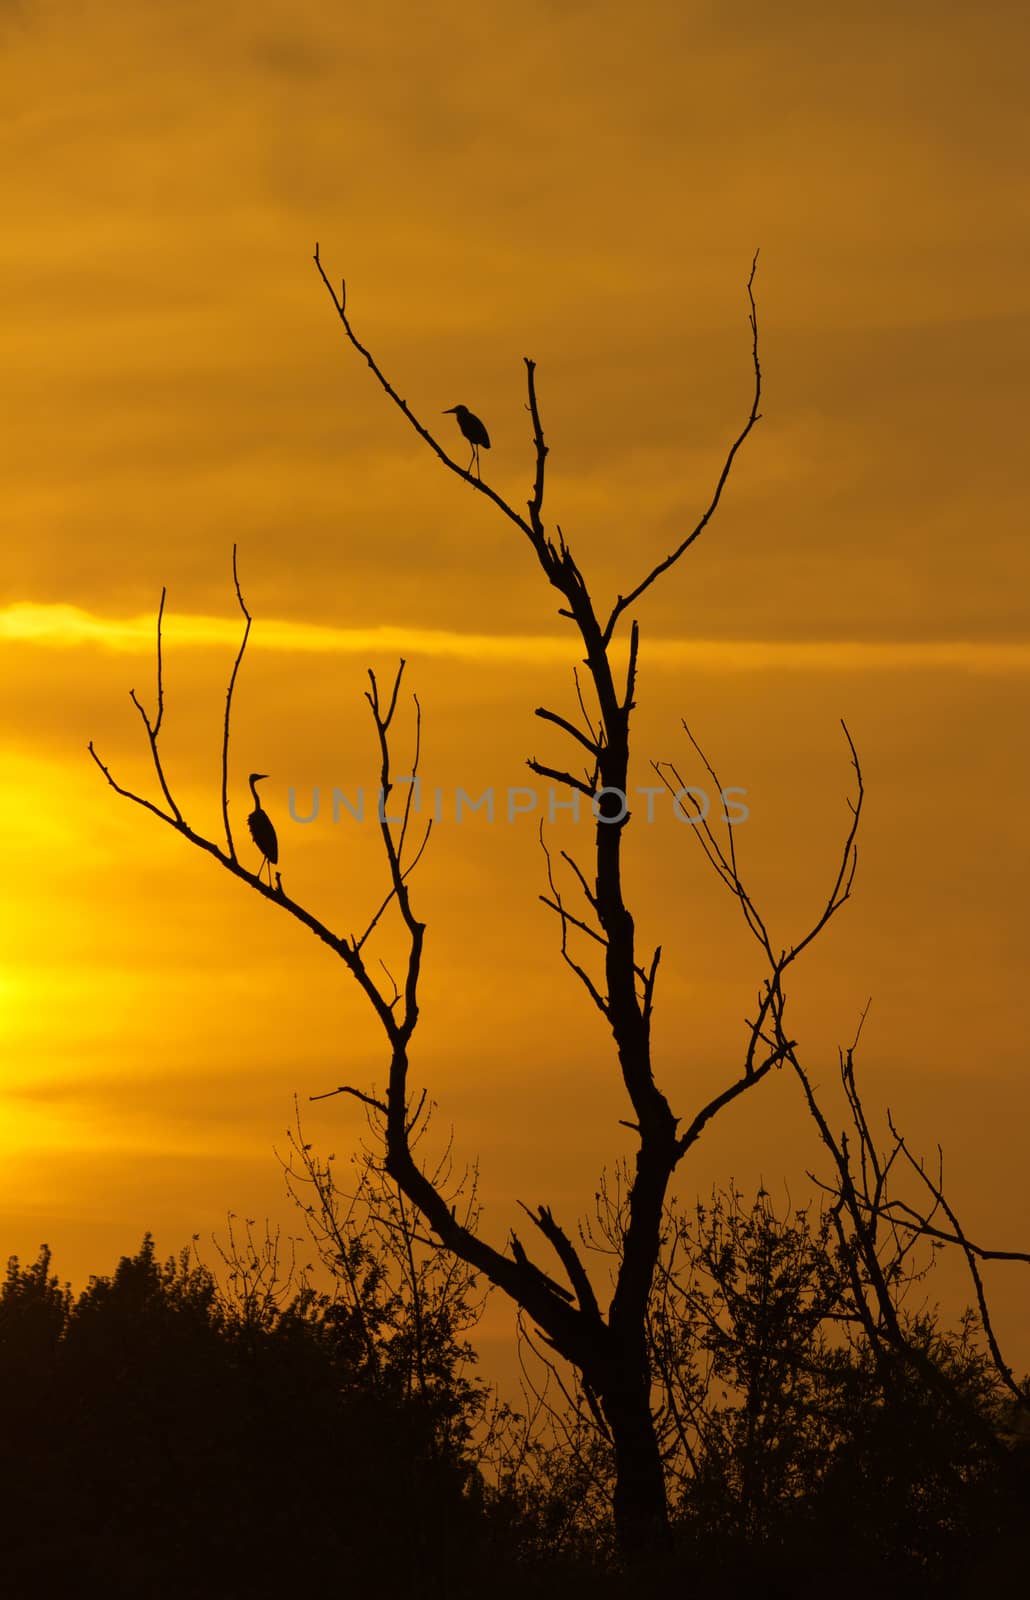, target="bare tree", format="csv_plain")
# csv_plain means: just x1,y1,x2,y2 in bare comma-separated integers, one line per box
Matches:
790,1027,1030,1444
89,247,865,1558
655,724,1030,1449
